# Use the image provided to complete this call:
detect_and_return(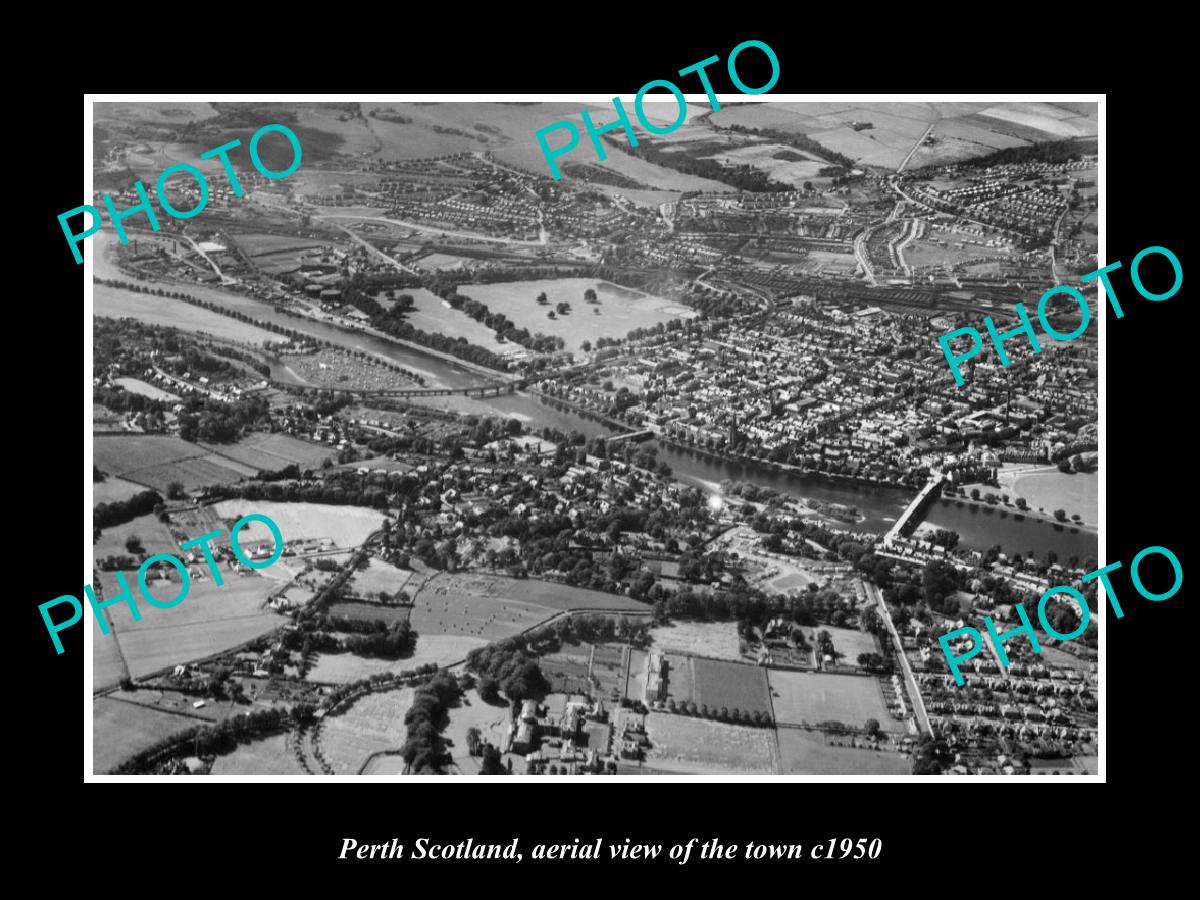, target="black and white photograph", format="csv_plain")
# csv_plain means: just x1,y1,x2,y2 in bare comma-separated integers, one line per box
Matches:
83,96,1103,779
